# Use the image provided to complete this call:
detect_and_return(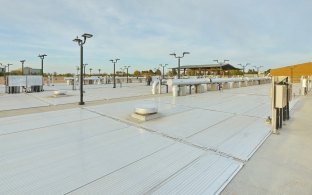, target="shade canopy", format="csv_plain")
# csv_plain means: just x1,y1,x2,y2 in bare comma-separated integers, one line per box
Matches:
173,64,240,71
